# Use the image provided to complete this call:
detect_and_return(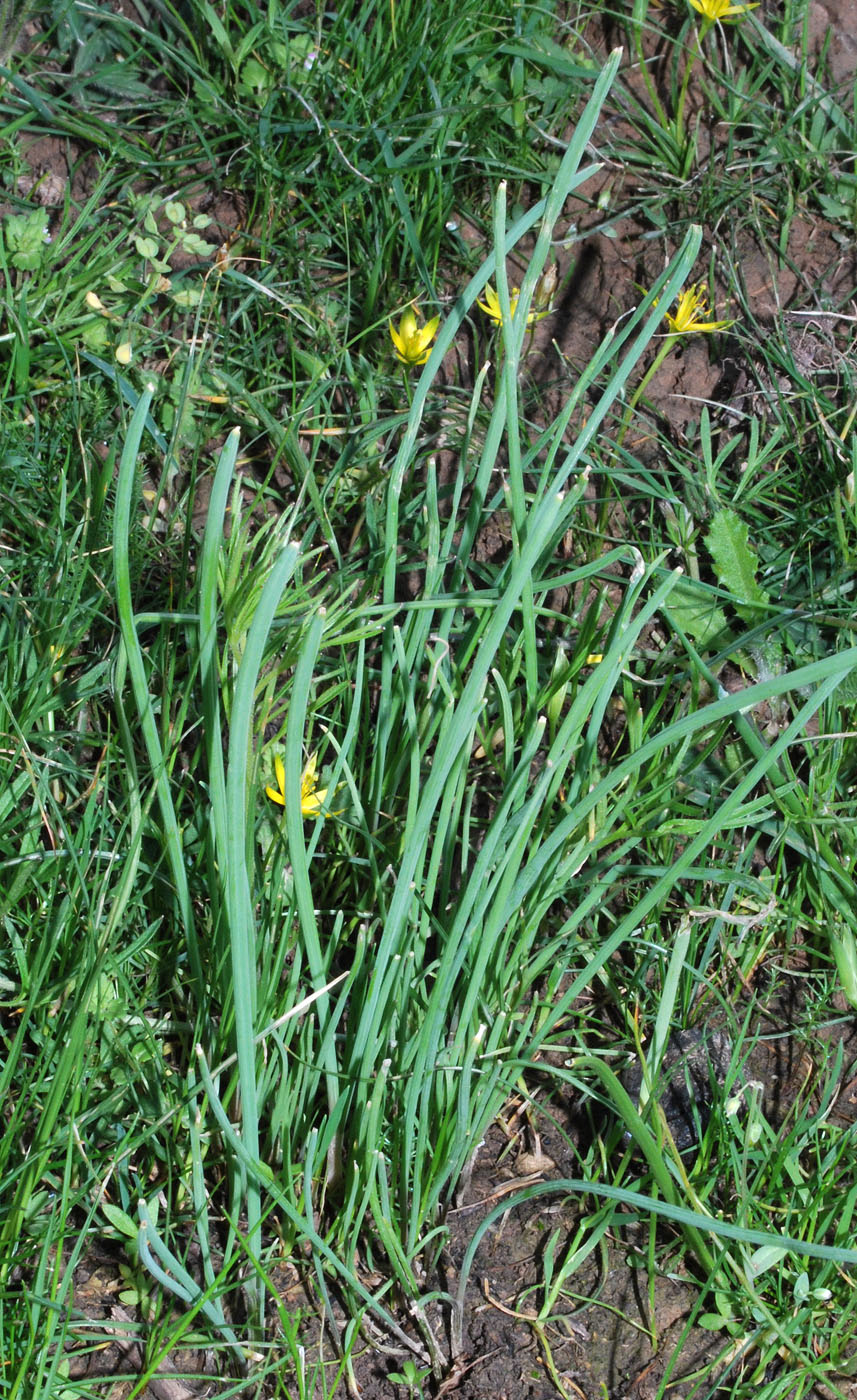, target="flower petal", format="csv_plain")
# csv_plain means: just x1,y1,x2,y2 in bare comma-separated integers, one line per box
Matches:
389,305,440,365
302,786,328,816
419,314,440,349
